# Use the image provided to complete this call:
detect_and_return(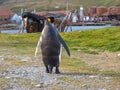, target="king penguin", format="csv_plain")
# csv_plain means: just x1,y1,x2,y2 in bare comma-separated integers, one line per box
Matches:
40,18,70,74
